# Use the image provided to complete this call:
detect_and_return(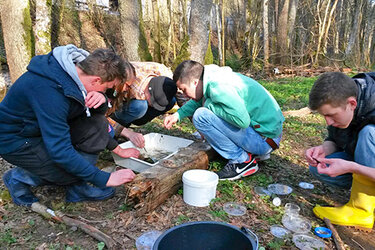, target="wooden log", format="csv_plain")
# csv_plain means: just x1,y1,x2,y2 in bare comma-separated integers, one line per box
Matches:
125,141,215,216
